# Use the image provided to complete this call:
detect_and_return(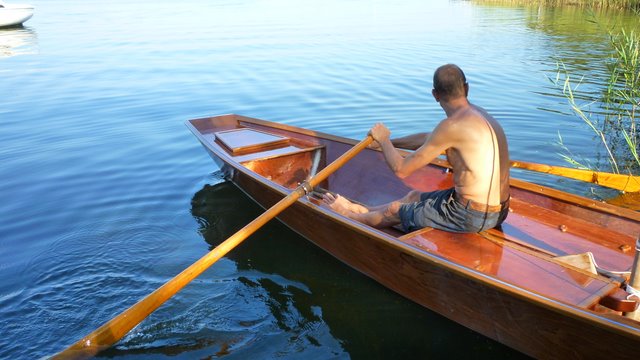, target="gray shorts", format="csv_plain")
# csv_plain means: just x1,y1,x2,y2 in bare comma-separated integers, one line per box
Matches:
398,188,509,233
